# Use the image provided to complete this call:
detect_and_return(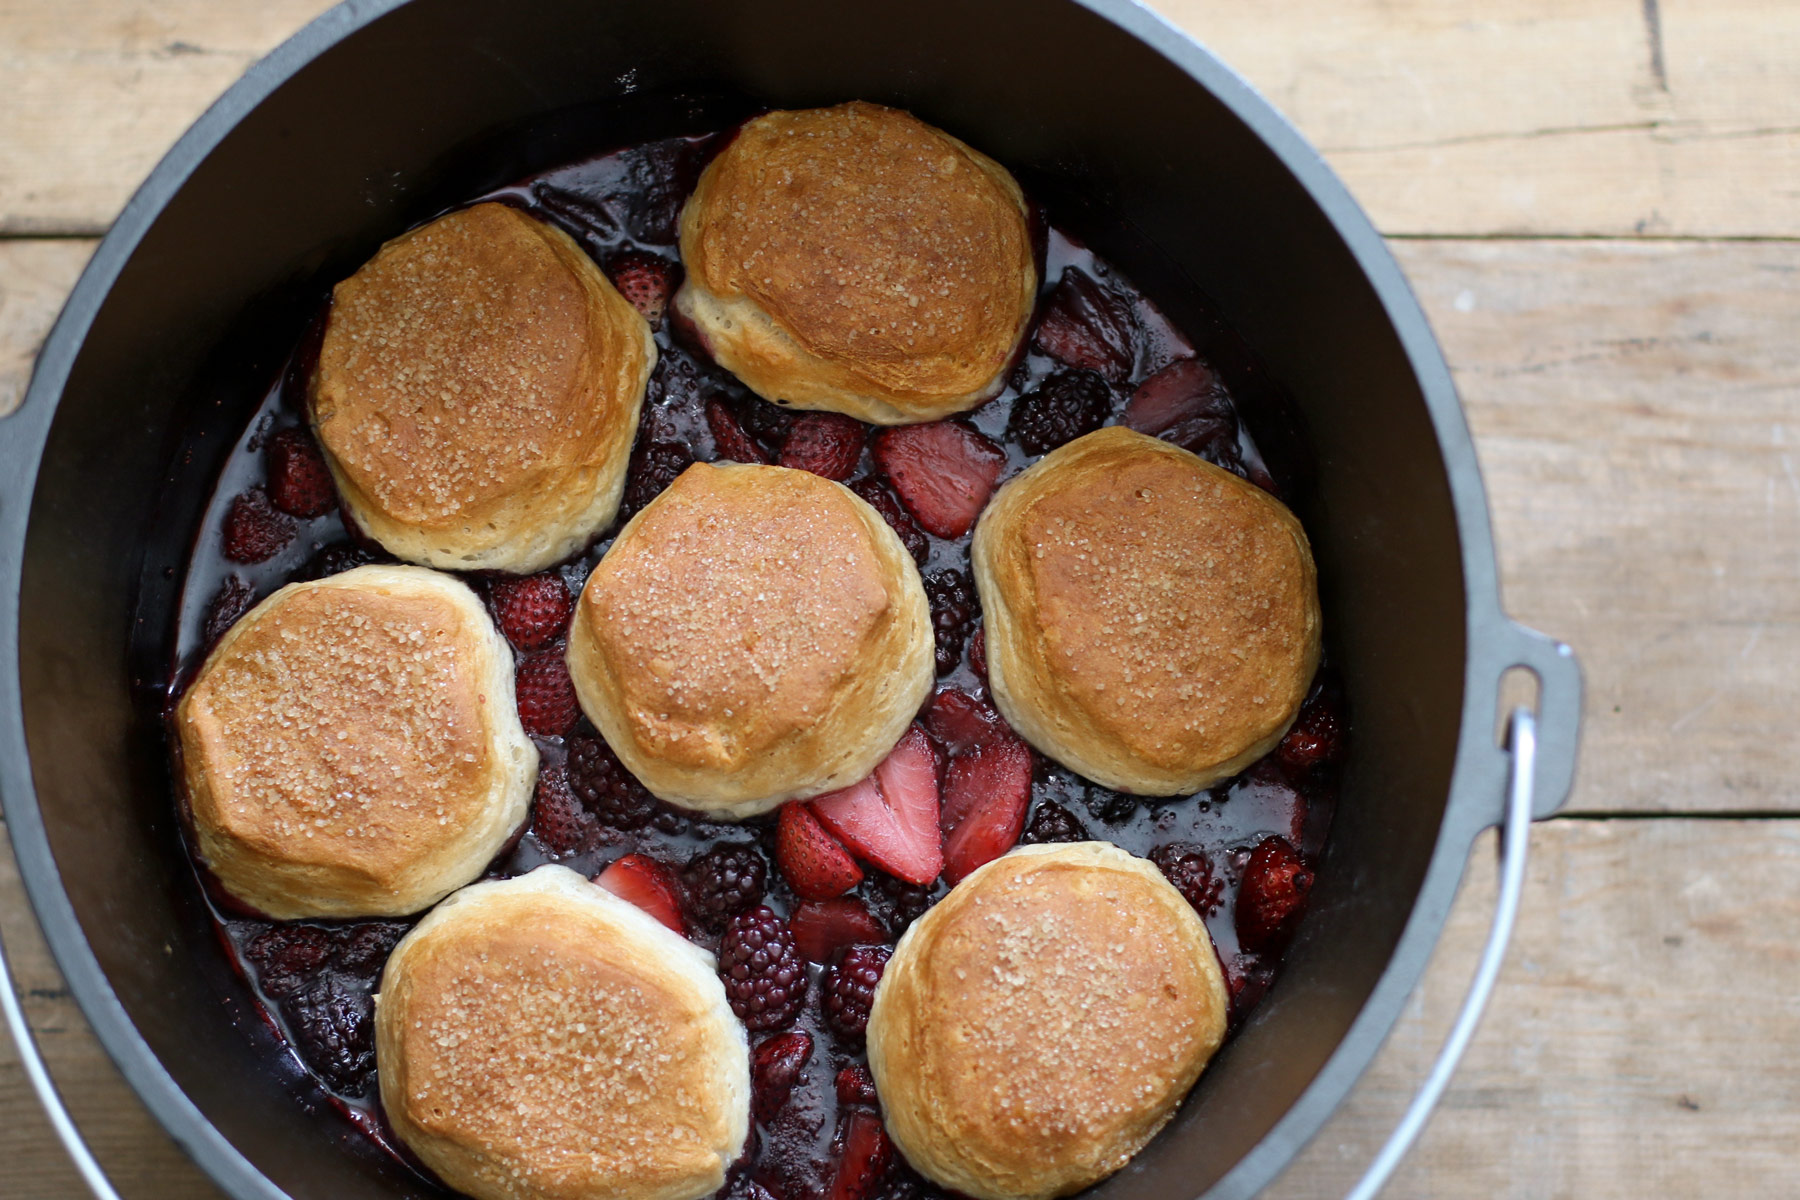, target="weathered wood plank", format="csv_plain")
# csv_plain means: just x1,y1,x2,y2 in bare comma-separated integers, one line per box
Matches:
0,239,93,417
1397,239,1800,814
8,820,1797,1197
2,0,1798,237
